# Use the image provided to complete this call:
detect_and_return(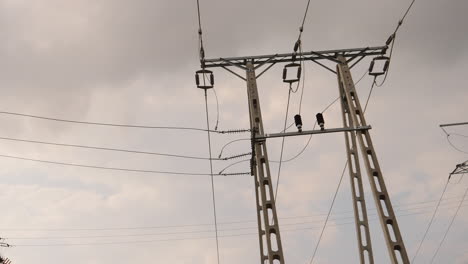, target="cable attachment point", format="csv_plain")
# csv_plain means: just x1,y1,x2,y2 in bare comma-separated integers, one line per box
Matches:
221,172,251,177
292,39,302,61
217,129,251,134
294,39,301,53
386,33,395,46
199,47,205,61
316,113,325,130
222,152,253,161
282,63,301,84
369,56,390,77
195,69,214,90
